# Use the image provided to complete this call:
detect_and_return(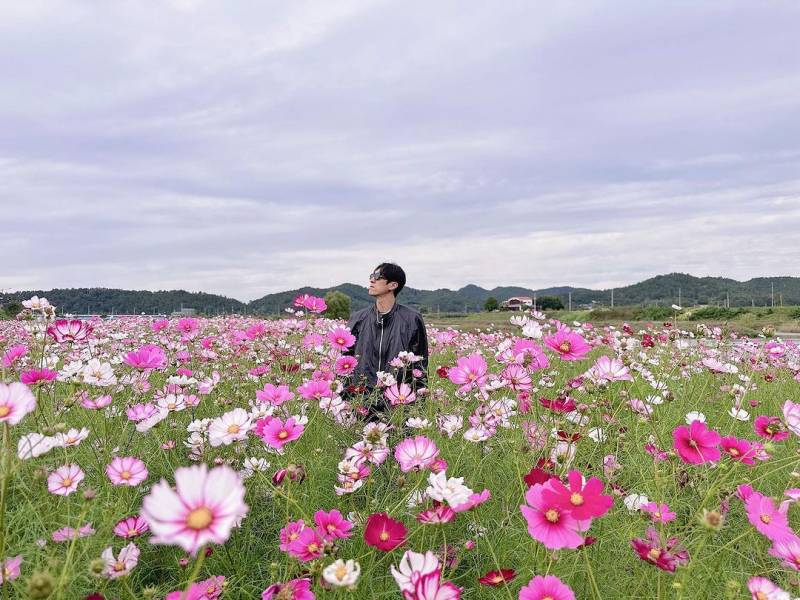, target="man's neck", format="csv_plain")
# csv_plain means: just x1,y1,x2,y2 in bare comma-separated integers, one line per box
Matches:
376,294,396,314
